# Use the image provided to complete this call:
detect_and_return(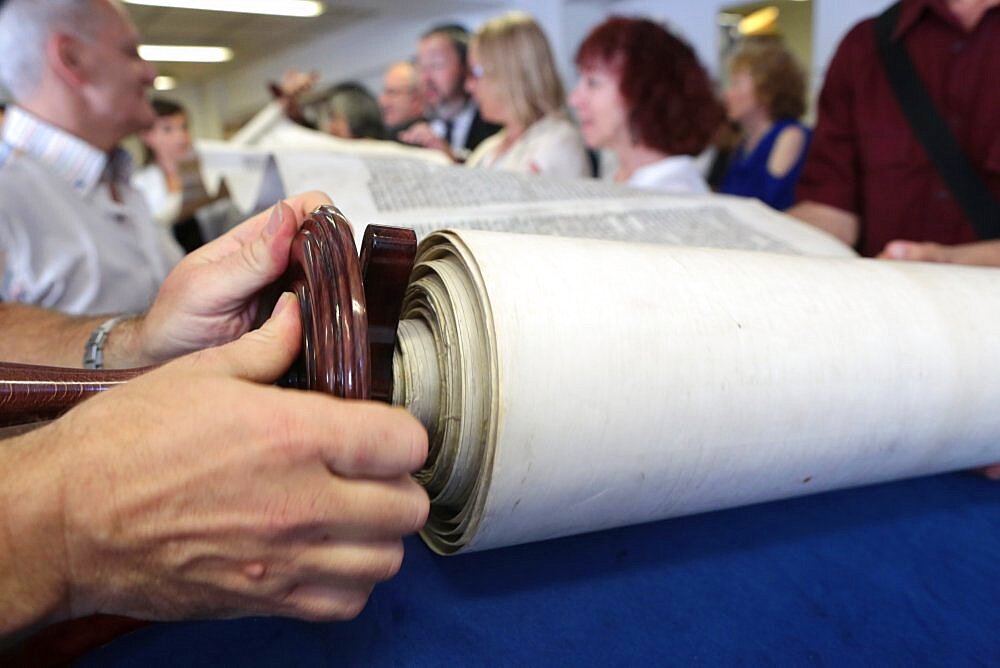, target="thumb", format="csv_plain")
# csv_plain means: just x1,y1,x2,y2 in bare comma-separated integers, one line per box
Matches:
201,200,299,309
879,240,910,260
186,292,302,383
